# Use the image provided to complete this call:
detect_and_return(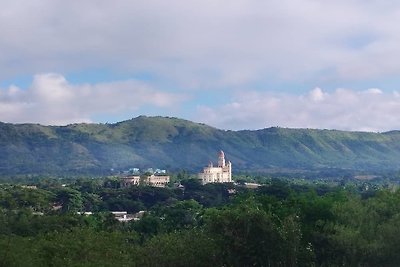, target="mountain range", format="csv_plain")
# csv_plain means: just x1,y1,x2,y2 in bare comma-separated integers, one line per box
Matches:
1,116,400,176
